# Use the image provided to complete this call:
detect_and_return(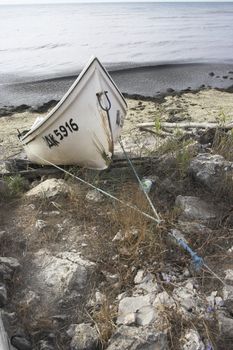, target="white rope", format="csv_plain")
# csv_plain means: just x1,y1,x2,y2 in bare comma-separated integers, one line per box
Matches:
203,263,227,286
28,151,226,286
119,138,161,223
29,152,160,224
